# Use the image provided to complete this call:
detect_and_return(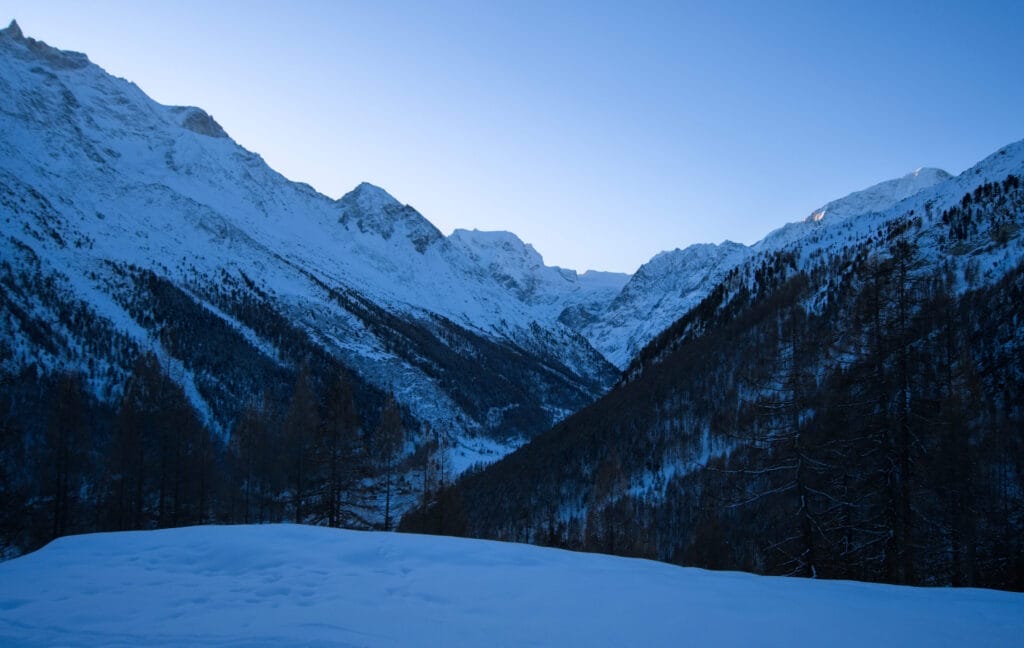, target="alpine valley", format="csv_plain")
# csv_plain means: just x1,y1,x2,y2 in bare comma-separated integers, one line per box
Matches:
1,20,1022,591
410,143,1024,589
